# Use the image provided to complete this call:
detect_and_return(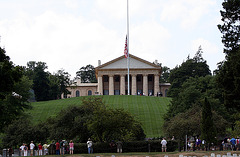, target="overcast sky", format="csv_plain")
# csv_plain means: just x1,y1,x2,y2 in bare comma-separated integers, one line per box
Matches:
0,0,225,78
